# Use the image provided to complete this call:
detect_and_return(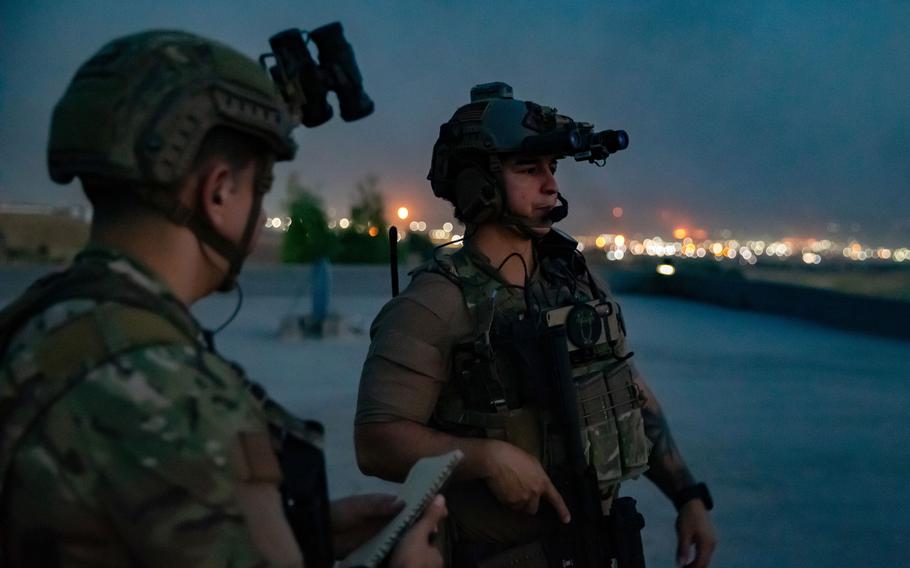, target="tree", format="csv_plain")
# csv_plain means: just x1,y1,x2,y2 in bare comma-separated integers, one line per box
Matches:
336,174,390,264
404,231,435,261
281,173,338,263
